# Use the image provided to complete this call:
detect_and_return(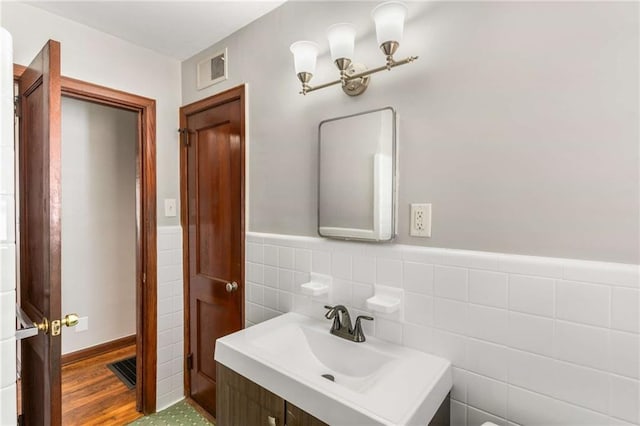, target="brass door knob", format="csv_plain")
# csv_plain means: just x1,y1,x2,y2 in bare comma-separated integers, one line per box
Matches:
35,317,49,334
62,313,79,327
225,282,238,293
50,314,79,336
